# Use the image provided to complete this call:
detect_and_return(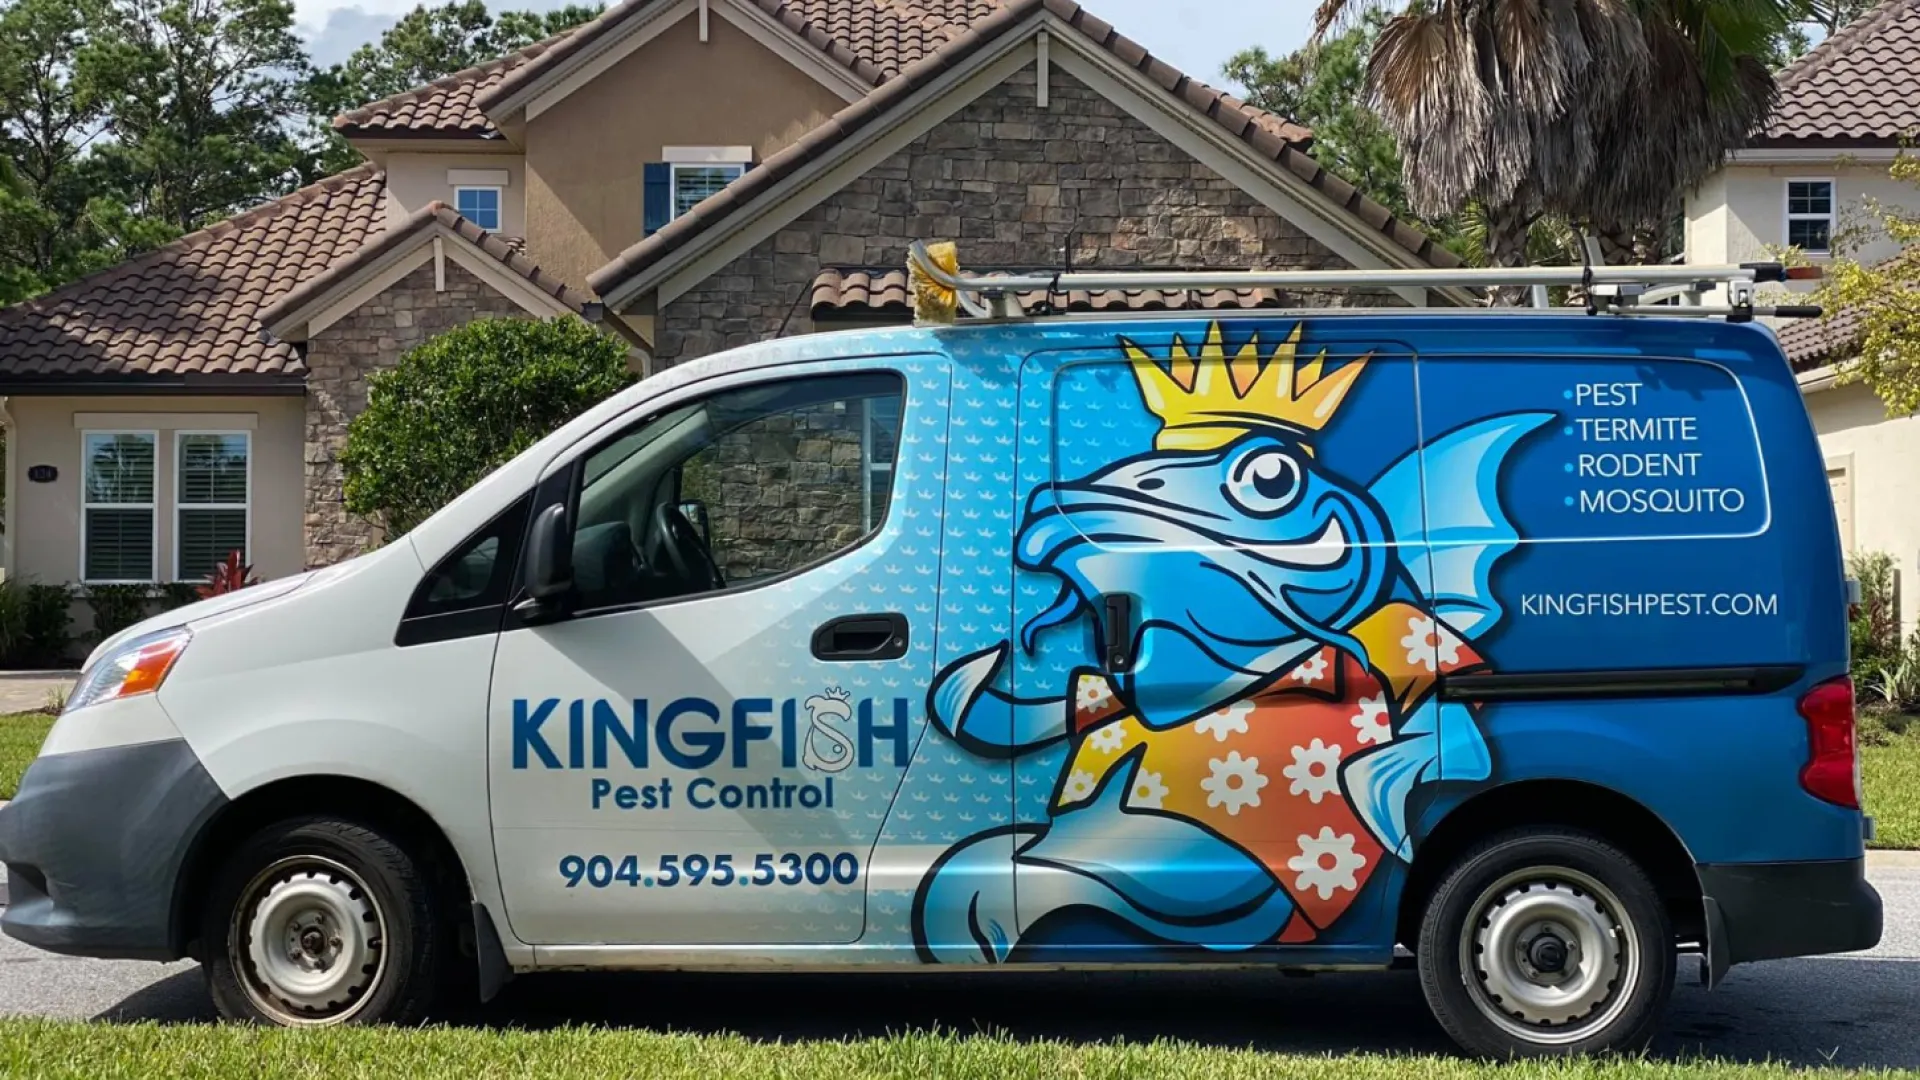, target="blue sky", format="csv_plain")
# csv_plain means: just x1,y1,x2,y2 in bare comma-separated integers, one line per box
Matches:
294,0,1319,88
